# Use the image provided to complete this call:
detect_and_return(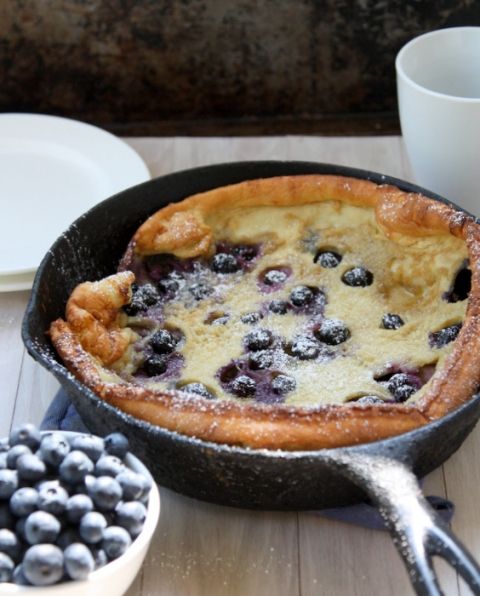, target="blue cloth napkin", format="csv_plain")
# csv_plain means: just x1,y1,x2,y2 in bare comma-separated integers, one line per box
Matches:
41,390,455,530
